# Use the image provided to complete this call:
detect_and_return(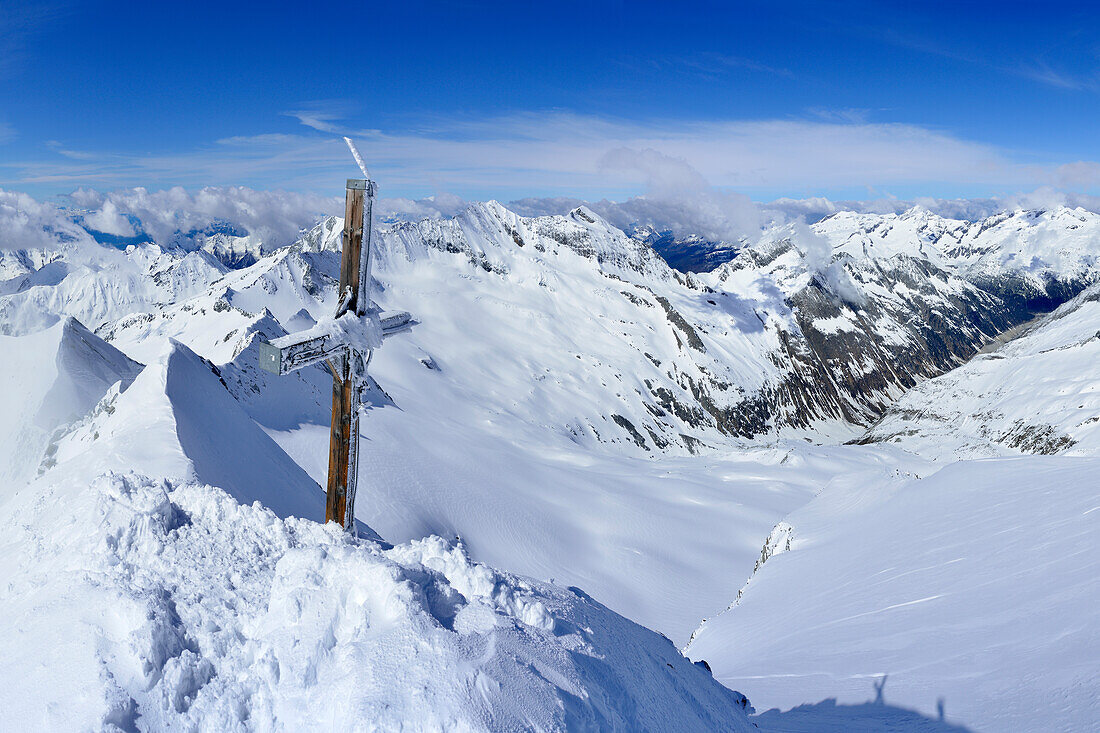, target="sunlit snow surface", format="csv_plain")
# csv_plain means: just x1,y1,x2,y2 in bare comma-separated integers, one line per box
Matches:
1,195,1098,731
685,456,1099,732
0,471,751,730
